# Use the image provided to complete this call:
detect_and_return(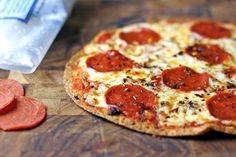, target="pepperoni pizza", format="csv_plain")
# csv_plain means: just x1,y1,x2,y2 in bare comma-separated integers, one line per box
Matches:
64,19,236,136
